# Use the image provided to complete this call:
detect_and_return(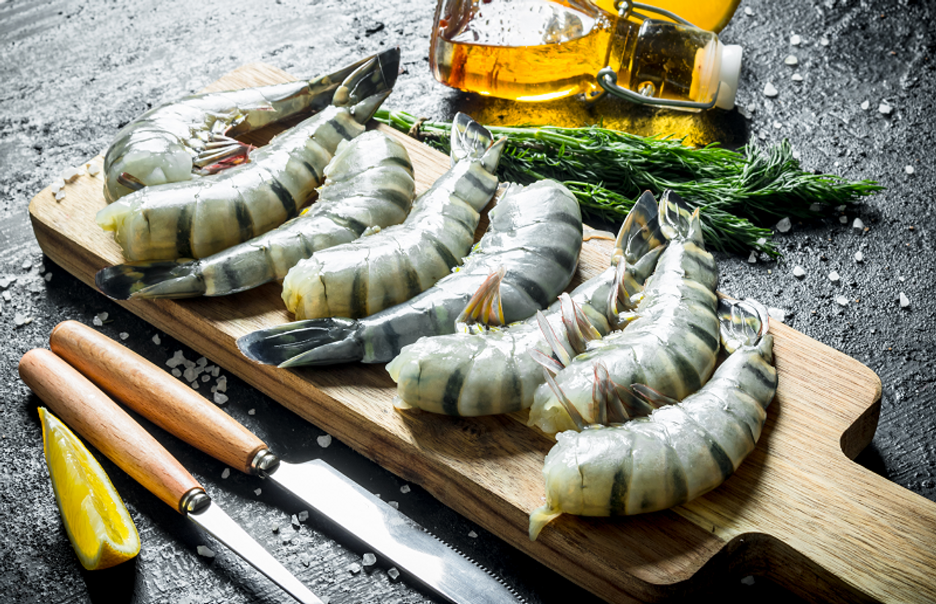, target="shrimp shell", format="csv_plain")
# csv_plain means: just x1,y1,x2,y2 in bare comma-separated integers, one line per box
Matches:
93,130,415,299
237,178,583,367
528,299,777,540
386,190,667,417
280,113,505,320
103,51,395,203
96,51,398,262
528,191,721,435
